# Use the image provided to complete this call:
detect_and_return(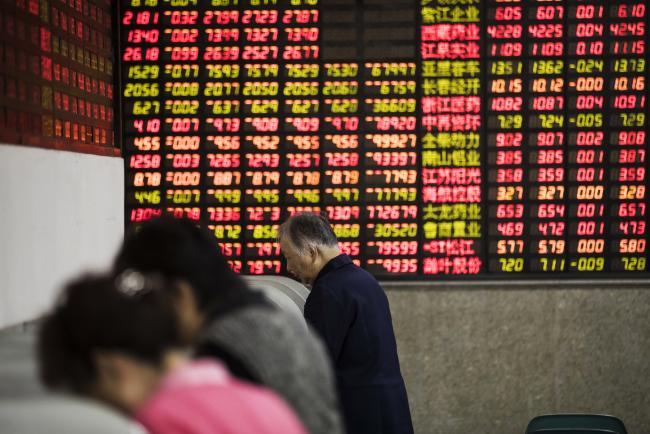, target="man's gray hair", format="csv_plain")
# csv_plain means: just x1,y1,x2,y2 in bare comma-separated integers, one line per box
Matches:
278,212,339,255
